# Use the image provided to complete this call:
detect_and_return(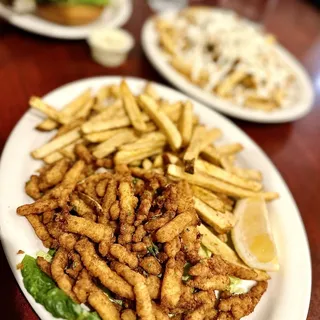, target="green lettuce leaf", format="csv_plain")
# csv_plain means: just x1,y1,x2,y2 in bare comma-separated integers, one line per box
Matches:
21,255,101,320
